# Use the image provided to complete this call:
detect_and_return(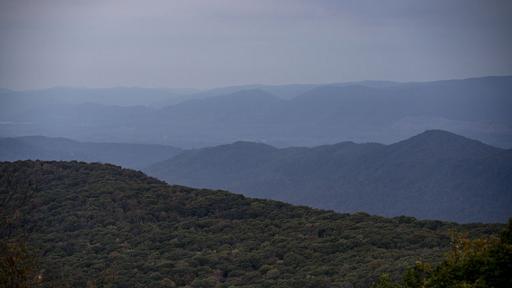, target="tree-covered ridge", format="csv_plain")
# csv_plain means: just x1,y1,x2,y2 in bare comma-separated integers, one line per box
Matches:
146,130,512,223
0,161,502,288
